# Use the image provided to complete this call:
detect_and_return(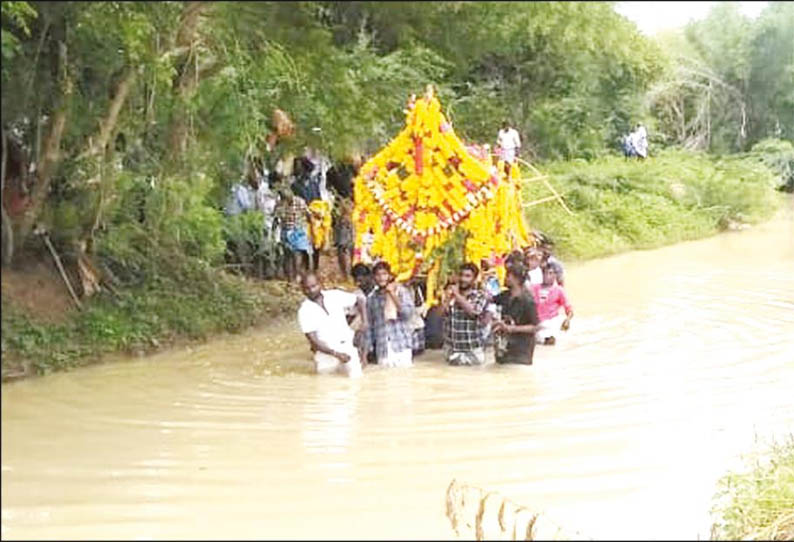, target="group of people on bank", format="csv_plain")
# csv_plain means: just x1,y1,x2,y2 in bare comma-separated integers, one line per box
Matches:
223,148,360,283
296,239,574,377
